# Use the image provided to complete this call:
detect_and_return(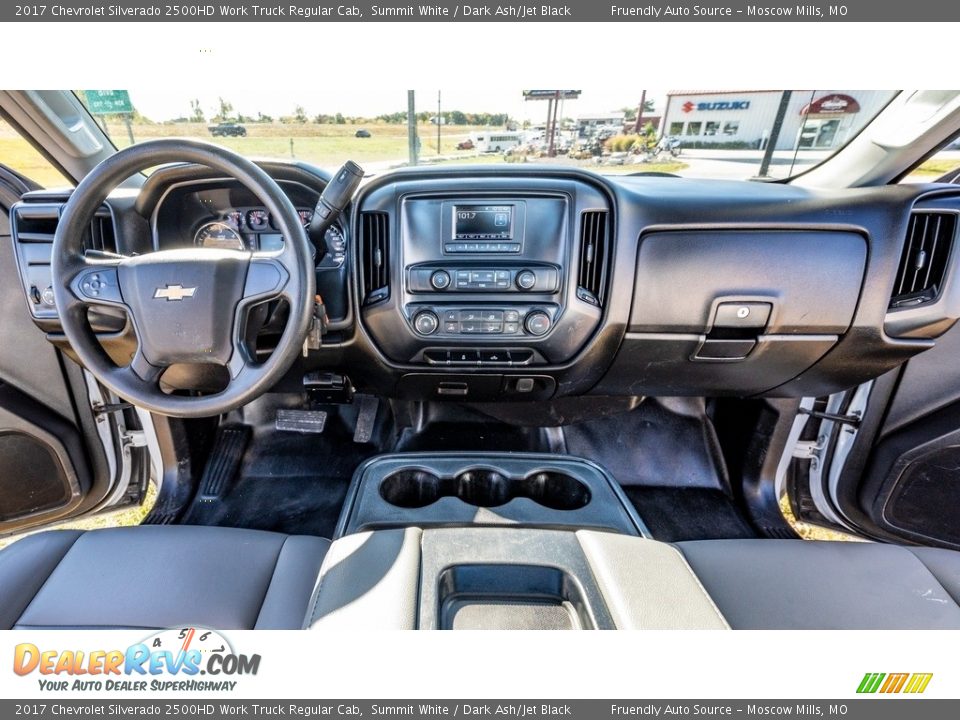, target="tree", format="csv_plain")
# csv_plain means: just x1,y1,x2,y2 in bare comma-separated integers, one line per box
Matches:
216,97,233,121
334,113,345,125
293,105,308,124
189,99,205,123
257,112,273,123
